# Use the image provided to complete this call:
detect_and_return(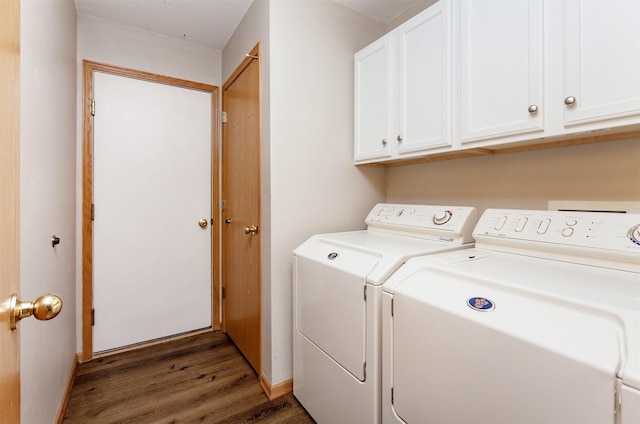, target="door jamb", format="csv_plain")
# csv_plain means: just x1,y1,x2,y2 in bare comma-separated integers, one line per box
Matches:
81,60,220,361
0,0,21,420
